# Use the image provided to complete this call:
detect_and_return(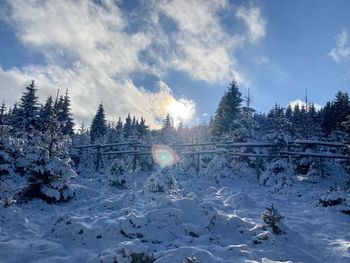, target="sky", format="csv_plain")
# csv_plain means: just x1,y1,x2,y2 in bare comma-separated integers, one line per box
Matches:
0,0,350,129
